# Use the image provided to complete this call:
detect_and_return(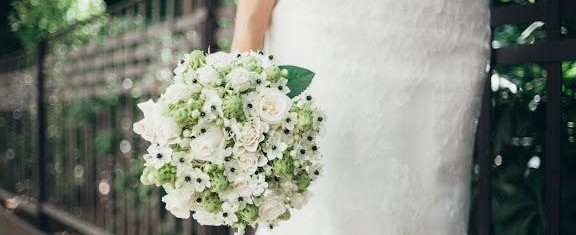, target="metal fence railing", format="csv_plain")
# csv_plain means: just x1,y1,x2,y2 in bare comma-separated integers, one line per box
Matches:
475,1,576,235
0,0,237,234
